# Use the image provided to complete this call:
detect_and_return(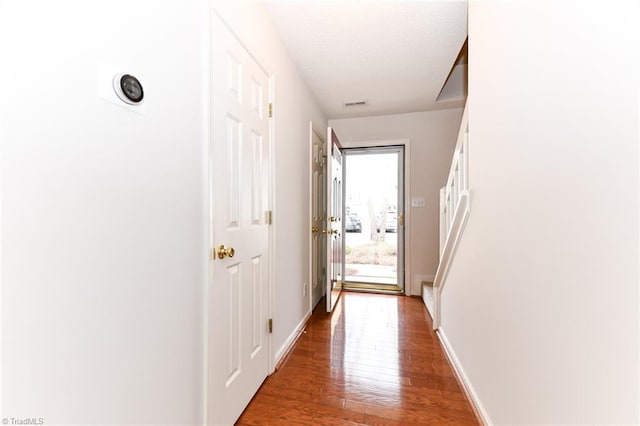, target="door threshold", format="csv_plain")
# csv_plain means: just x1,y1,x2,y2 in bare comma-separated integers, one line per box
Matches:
343,281,404,294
